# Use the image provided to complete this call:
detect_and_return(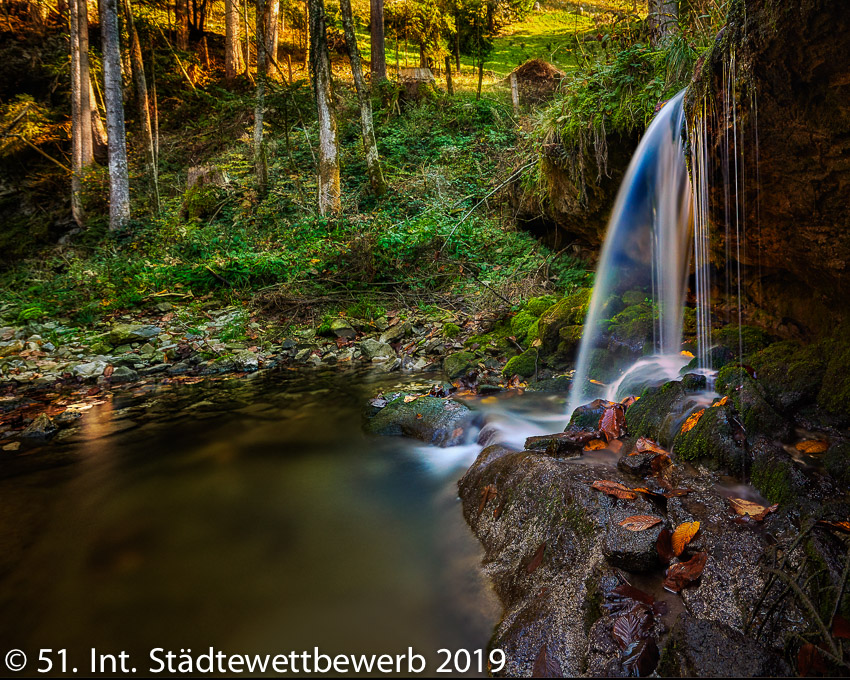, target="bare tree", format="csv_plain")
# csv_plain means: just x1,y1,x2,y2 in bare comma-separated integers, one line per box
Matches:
100,0,131,229
123,0,159,212
175,0,190,49
264,0,280,77
369,0,386,81
225,0,244,82
339,0,385,195
69,0,94,224
254,0,268,191
308,0,340,214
